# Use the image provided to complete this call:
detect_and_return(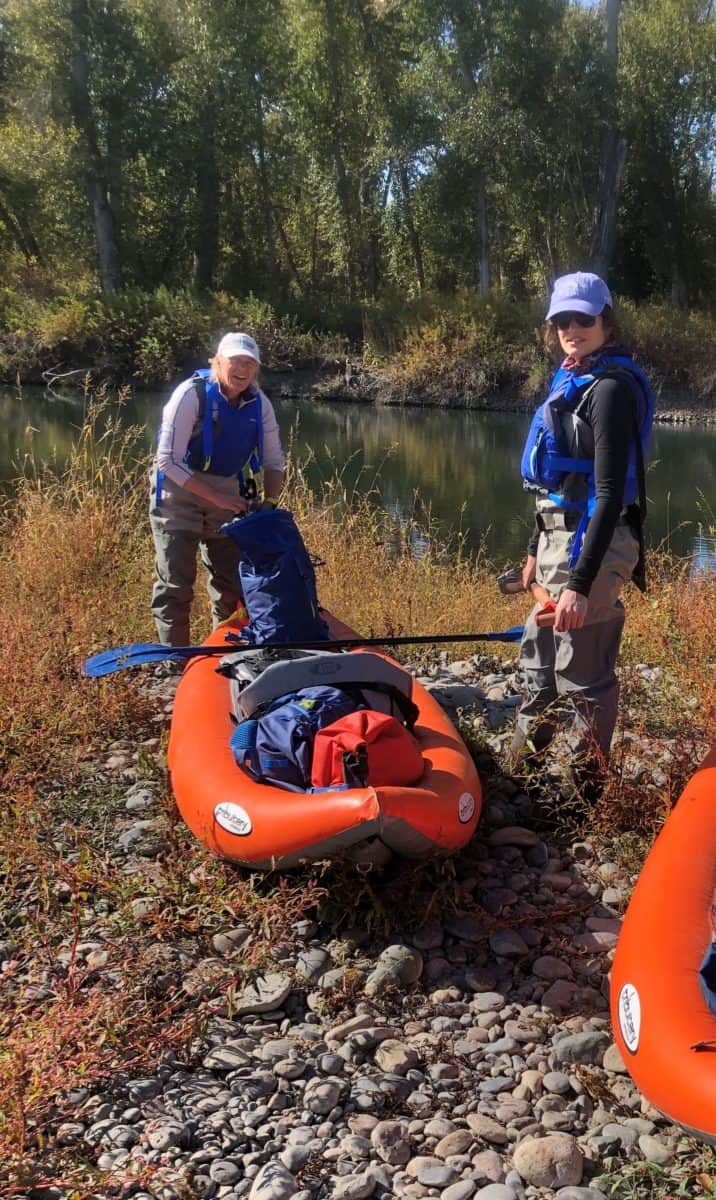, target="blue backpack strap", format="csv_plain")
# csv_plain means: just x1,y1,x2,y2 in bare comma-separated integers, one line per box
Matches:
247,391,264,474
193,372,213,472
